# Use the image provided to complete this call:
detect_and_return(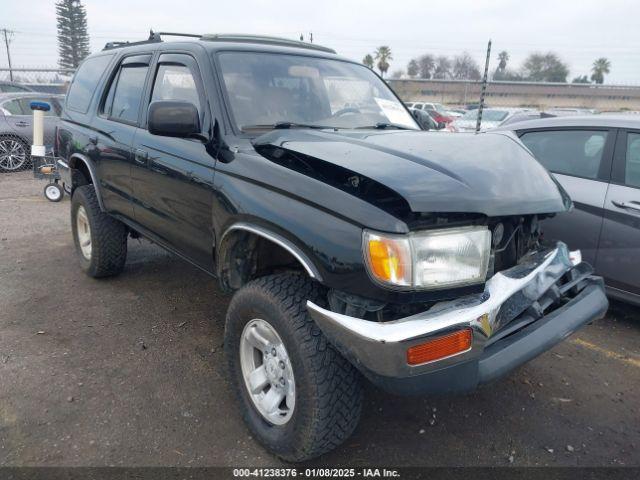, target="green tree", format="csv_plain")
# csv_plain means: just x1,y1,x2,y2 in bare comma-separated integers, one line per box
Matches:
590,57,611,84
56,0,90,69
433,56,451,79
452,52,481,80
572,75,590,84
374,46,393,77
521,52,569,82
417,54,435,79
362,54,374,69
407,59,419,77
389,69,404,79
